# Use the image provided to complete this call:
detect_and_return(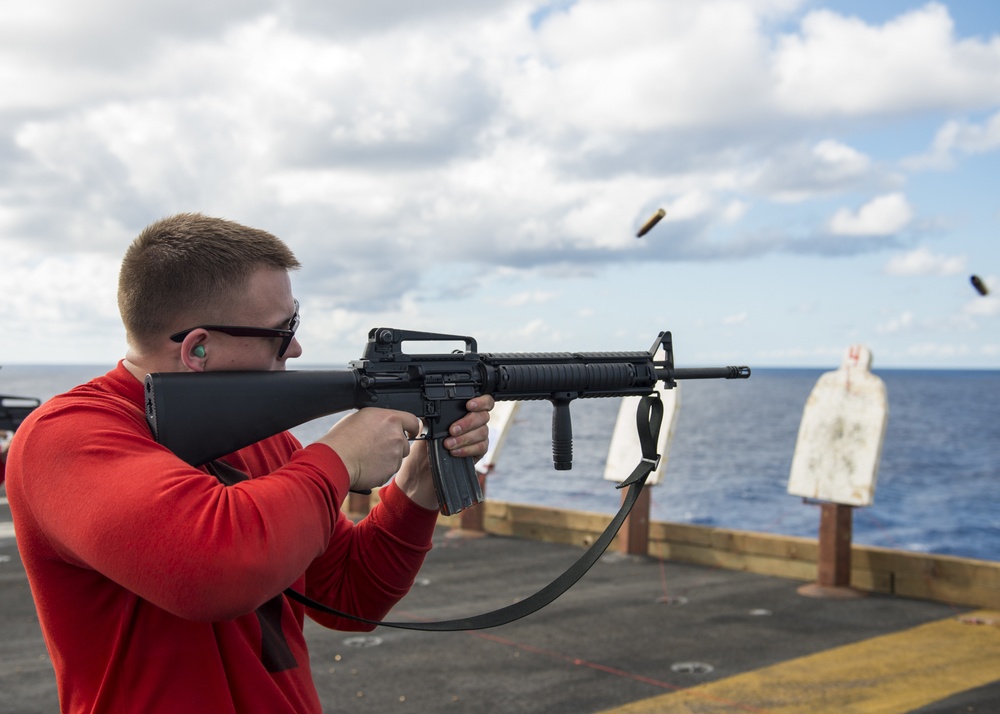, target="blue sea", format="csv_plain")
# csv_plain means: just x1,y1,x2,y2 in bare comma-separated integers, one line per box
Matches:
3,365,998,562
